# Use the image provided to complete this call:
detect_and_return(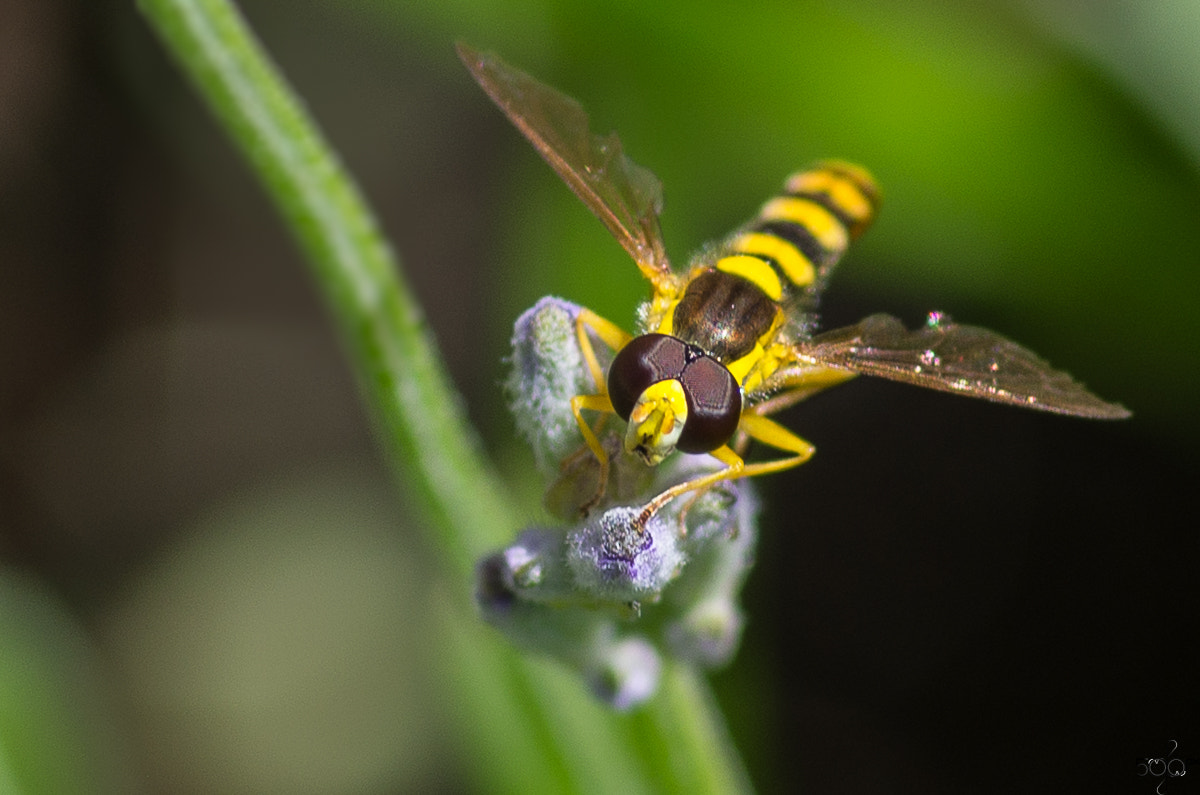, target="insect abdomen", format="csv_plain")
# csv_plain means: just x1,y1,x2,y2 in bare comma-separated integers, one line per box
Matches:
661,162,880,364
723,161,880,294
